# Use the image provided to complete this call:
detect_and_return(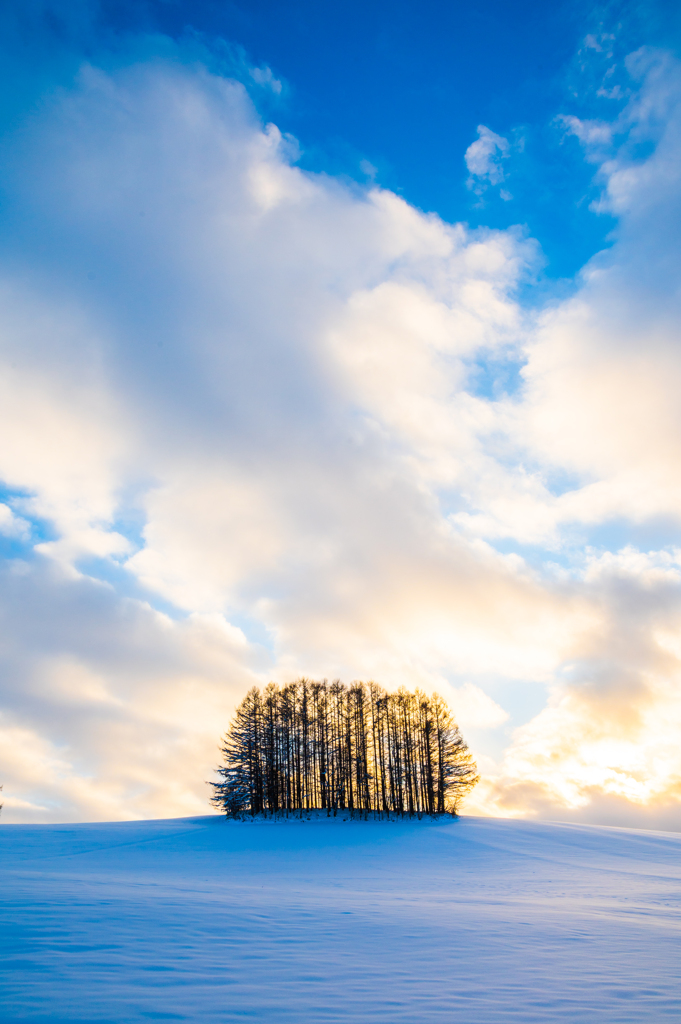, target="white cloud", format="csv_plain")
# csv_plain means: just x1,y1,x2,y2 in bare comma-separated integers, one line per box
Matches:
0,503,30,540
448,682,509,729
0,558,263,822
0,58,550,820
0,44,681,829
465,125,510,193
